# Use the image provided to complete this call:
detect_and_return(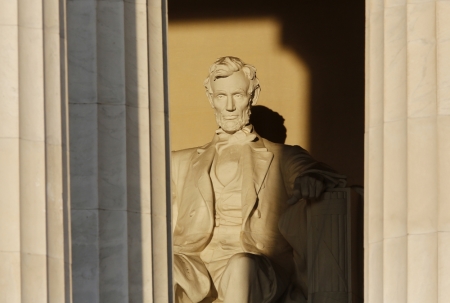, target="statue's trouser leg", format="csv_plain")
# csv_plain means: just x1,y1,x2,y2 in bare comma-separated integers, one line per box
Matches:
173,254,212,303
217,253,285,303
